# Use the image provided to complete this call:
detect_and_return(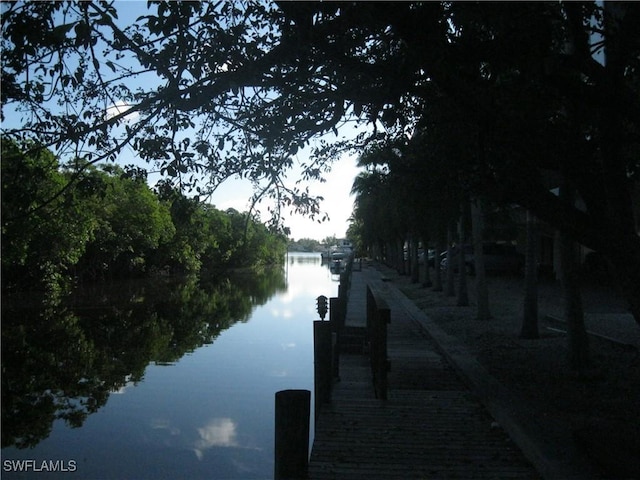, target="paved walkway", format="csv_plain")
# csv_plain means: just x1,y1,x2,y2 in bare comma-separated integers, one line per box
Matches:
309,263,599,479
